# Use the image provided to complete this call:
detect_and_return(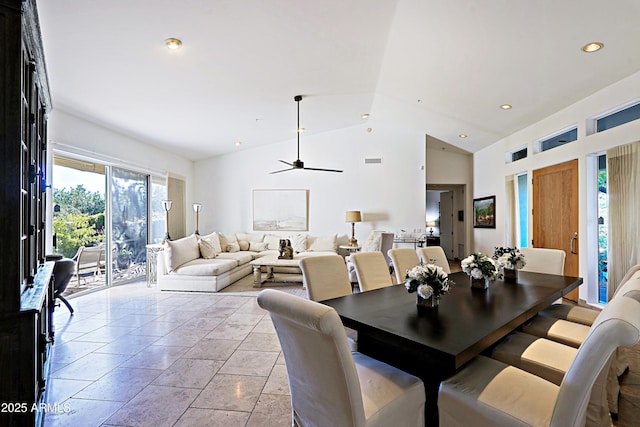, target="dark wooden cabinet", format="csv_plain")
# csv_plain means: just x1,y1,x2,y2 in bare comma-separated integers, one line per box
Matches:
0,0,54,425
